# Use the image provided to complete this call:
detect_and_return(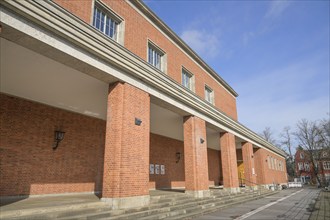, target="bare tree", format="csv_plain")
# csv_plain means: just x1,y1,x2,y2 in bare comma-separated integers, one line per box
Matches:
259,127,278,146
280,126,293,158
280,126,295,179
294,119,327,186
319,116,330,149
